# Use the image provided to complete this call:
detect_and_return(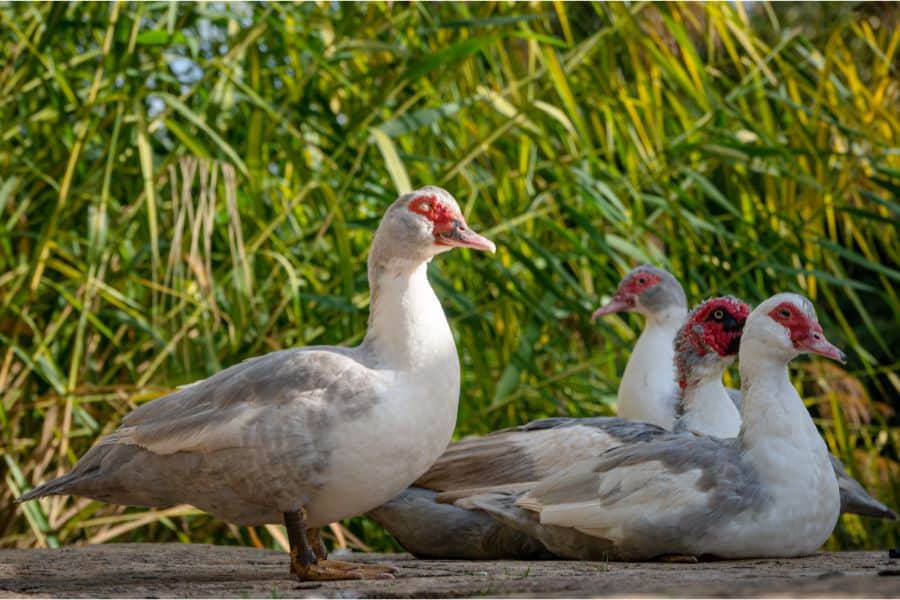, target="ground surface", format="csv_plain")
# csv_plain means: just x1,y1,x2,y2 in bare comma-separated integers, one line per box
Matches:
1,544,899,598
